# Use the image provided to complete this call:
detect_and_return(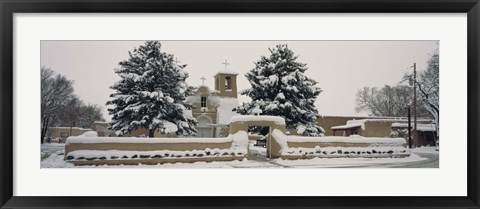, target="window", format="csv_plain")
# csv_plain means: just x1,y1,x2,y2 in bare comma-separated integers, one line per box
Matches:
225,76,231,90
201,96,207,108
